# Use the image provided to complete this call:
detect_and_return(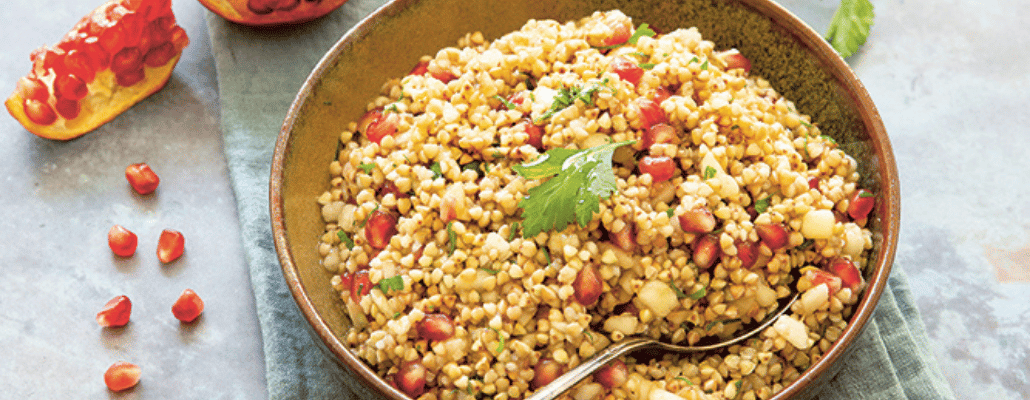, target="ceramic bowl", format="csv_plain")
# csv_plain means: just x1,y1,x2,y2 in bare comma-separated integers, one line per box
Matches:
270,0,899,398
